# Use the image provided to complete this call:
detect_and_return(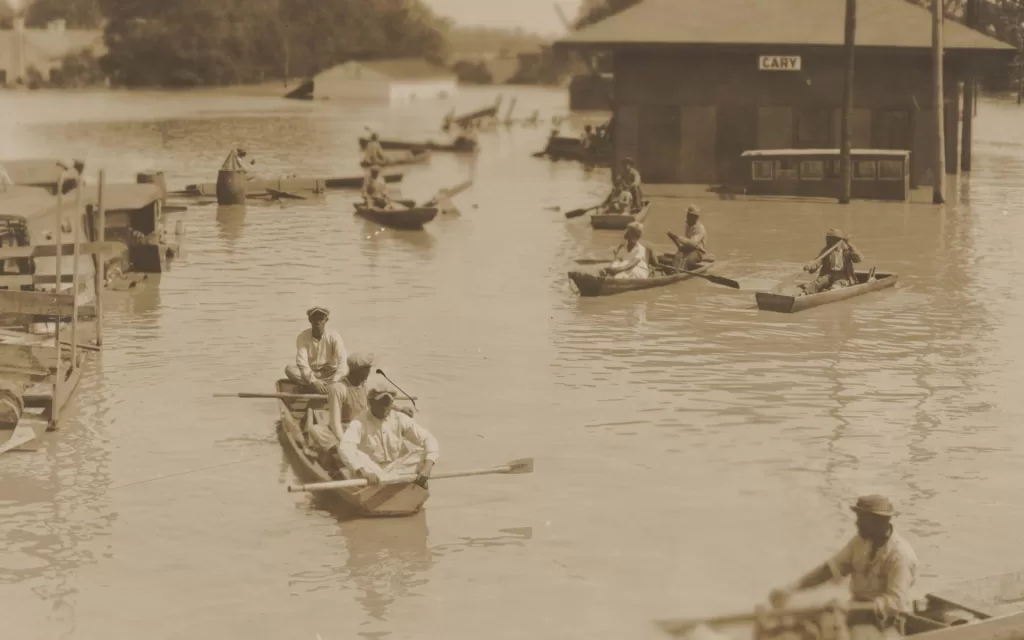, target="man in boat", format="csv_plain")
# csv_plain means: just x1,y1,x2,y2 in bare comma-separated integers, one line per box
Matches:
362,165,393,209
304,351,374,476
338,381,439,488
285,307,348,395
665,205,708,271
768,495,918,640
601,222,650,280
363,133,388,167
799,229,864,296
621,157,643,213
602,180,633,214
580,125,595,150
